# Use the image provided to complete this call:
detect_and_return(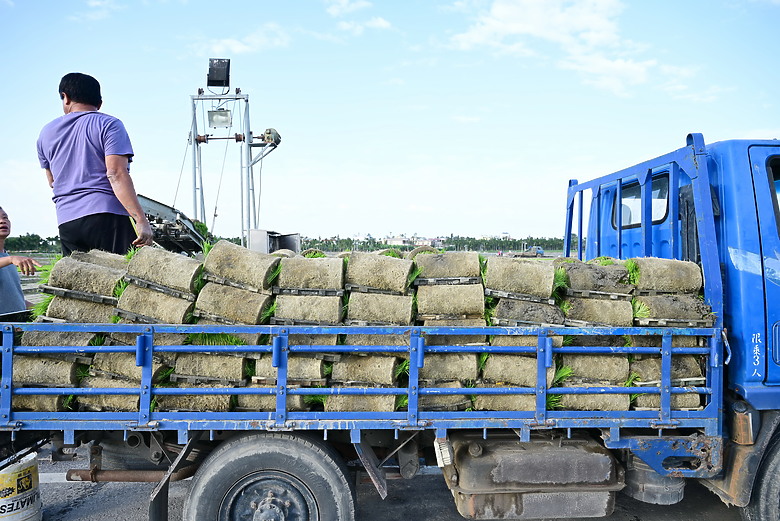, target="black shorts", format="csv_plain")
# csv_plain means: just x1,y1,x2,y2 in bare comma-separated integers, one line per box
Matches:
59,213,137,256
